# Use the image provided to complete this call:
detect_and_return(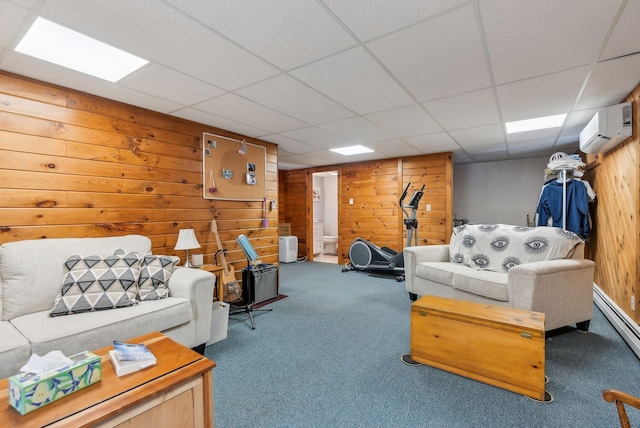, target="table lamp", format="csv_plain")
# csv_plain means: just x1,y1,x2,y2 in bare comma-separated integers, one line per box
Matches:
174,228,201,268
